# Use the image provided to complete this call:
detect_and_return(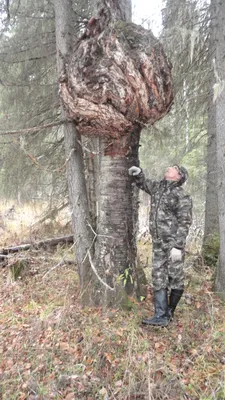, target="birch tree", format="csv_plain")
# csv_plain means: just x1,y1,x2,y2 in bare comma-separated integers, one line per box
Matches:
54,0,173,306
